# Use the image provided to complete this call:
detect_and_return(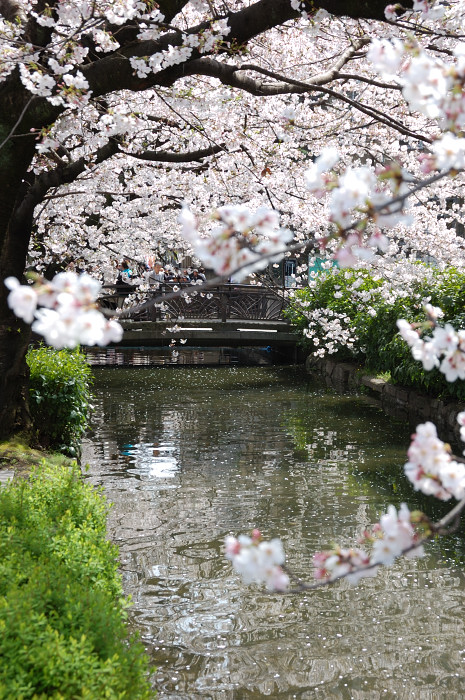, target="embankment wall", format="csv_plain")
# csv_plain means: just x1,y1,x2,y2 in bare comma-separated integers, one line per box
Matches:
306,357,464,447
